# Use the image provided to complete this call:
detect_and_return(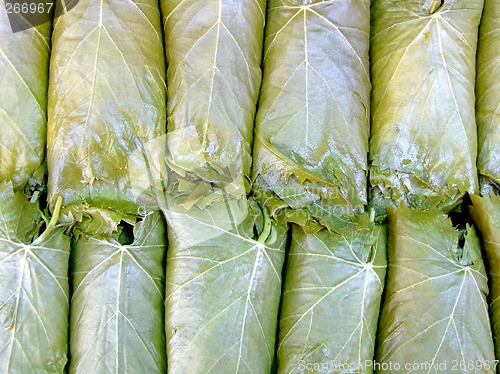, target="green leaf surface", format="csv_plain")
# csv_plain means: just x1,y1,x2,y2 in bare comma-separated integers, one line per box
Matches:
0,183,70,373
0,1,51,189
47,0,166,214
164,197,287,373
253,0,371,223
476,0,500,188
162,0,265,193
470,194,500,361
278,219,387,373
369,0,482,213
375,206,495,373
69,211,167,373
